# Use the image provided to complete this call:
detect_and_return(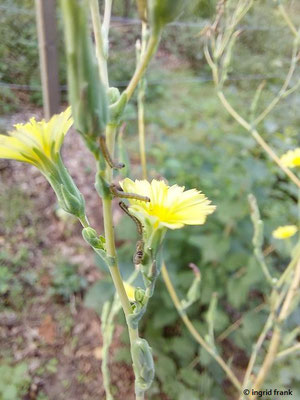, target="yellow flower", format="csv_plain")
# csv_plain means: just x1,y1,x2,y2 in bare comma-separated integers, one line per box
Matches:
0,107,72,173
120,178,216,230
272,225,298,240
280,148,300,168
123,282,136,302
